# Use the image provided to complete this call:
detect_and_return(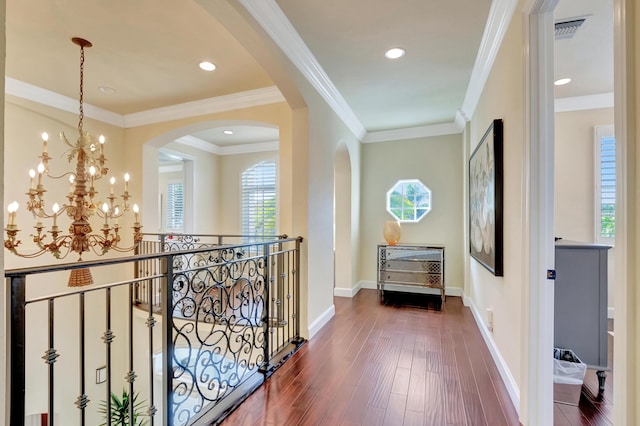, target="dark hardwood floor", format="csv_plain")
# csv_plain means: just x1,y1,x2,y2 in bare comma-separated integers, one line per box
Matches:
220,289,614,425
553,323,614,426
